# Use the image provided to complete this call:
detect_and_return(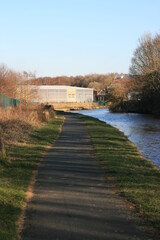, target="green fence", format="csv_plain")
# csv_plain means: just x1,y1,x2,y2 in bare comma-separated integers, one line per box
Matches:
0,93,20,109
